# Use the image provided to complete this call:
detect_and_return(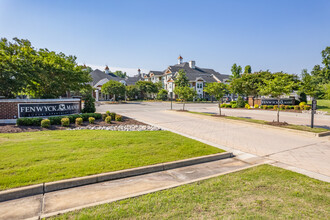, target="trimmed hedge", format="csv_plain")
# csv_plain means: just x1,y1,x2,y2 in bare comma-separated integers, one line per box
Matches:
41,119,50,128
89,117,95,124
16,117,43,126
115,115,123,121
17,113,102,126
75,117,83,126
61,118,70,127
105,116,111,124
48,113,102,125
